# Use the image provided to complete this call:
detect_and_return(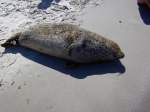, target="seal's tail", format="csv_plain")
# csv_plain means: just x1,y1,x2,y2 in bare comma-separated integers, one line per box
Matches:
1,32,21,48
0,39,7,47
0,39,6,41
